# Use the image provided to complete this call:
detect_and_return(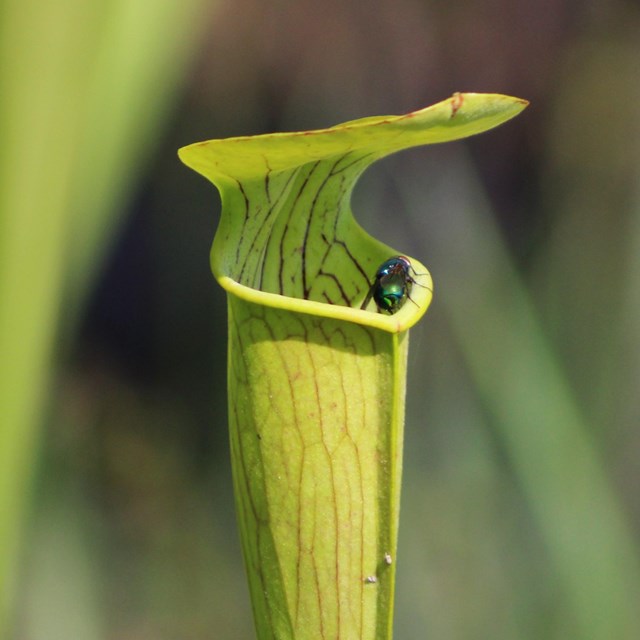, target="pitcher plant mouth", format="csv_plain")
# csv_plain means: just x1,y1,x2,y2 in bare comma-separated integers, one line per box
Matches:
178,92,528,335
214,266,433,334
